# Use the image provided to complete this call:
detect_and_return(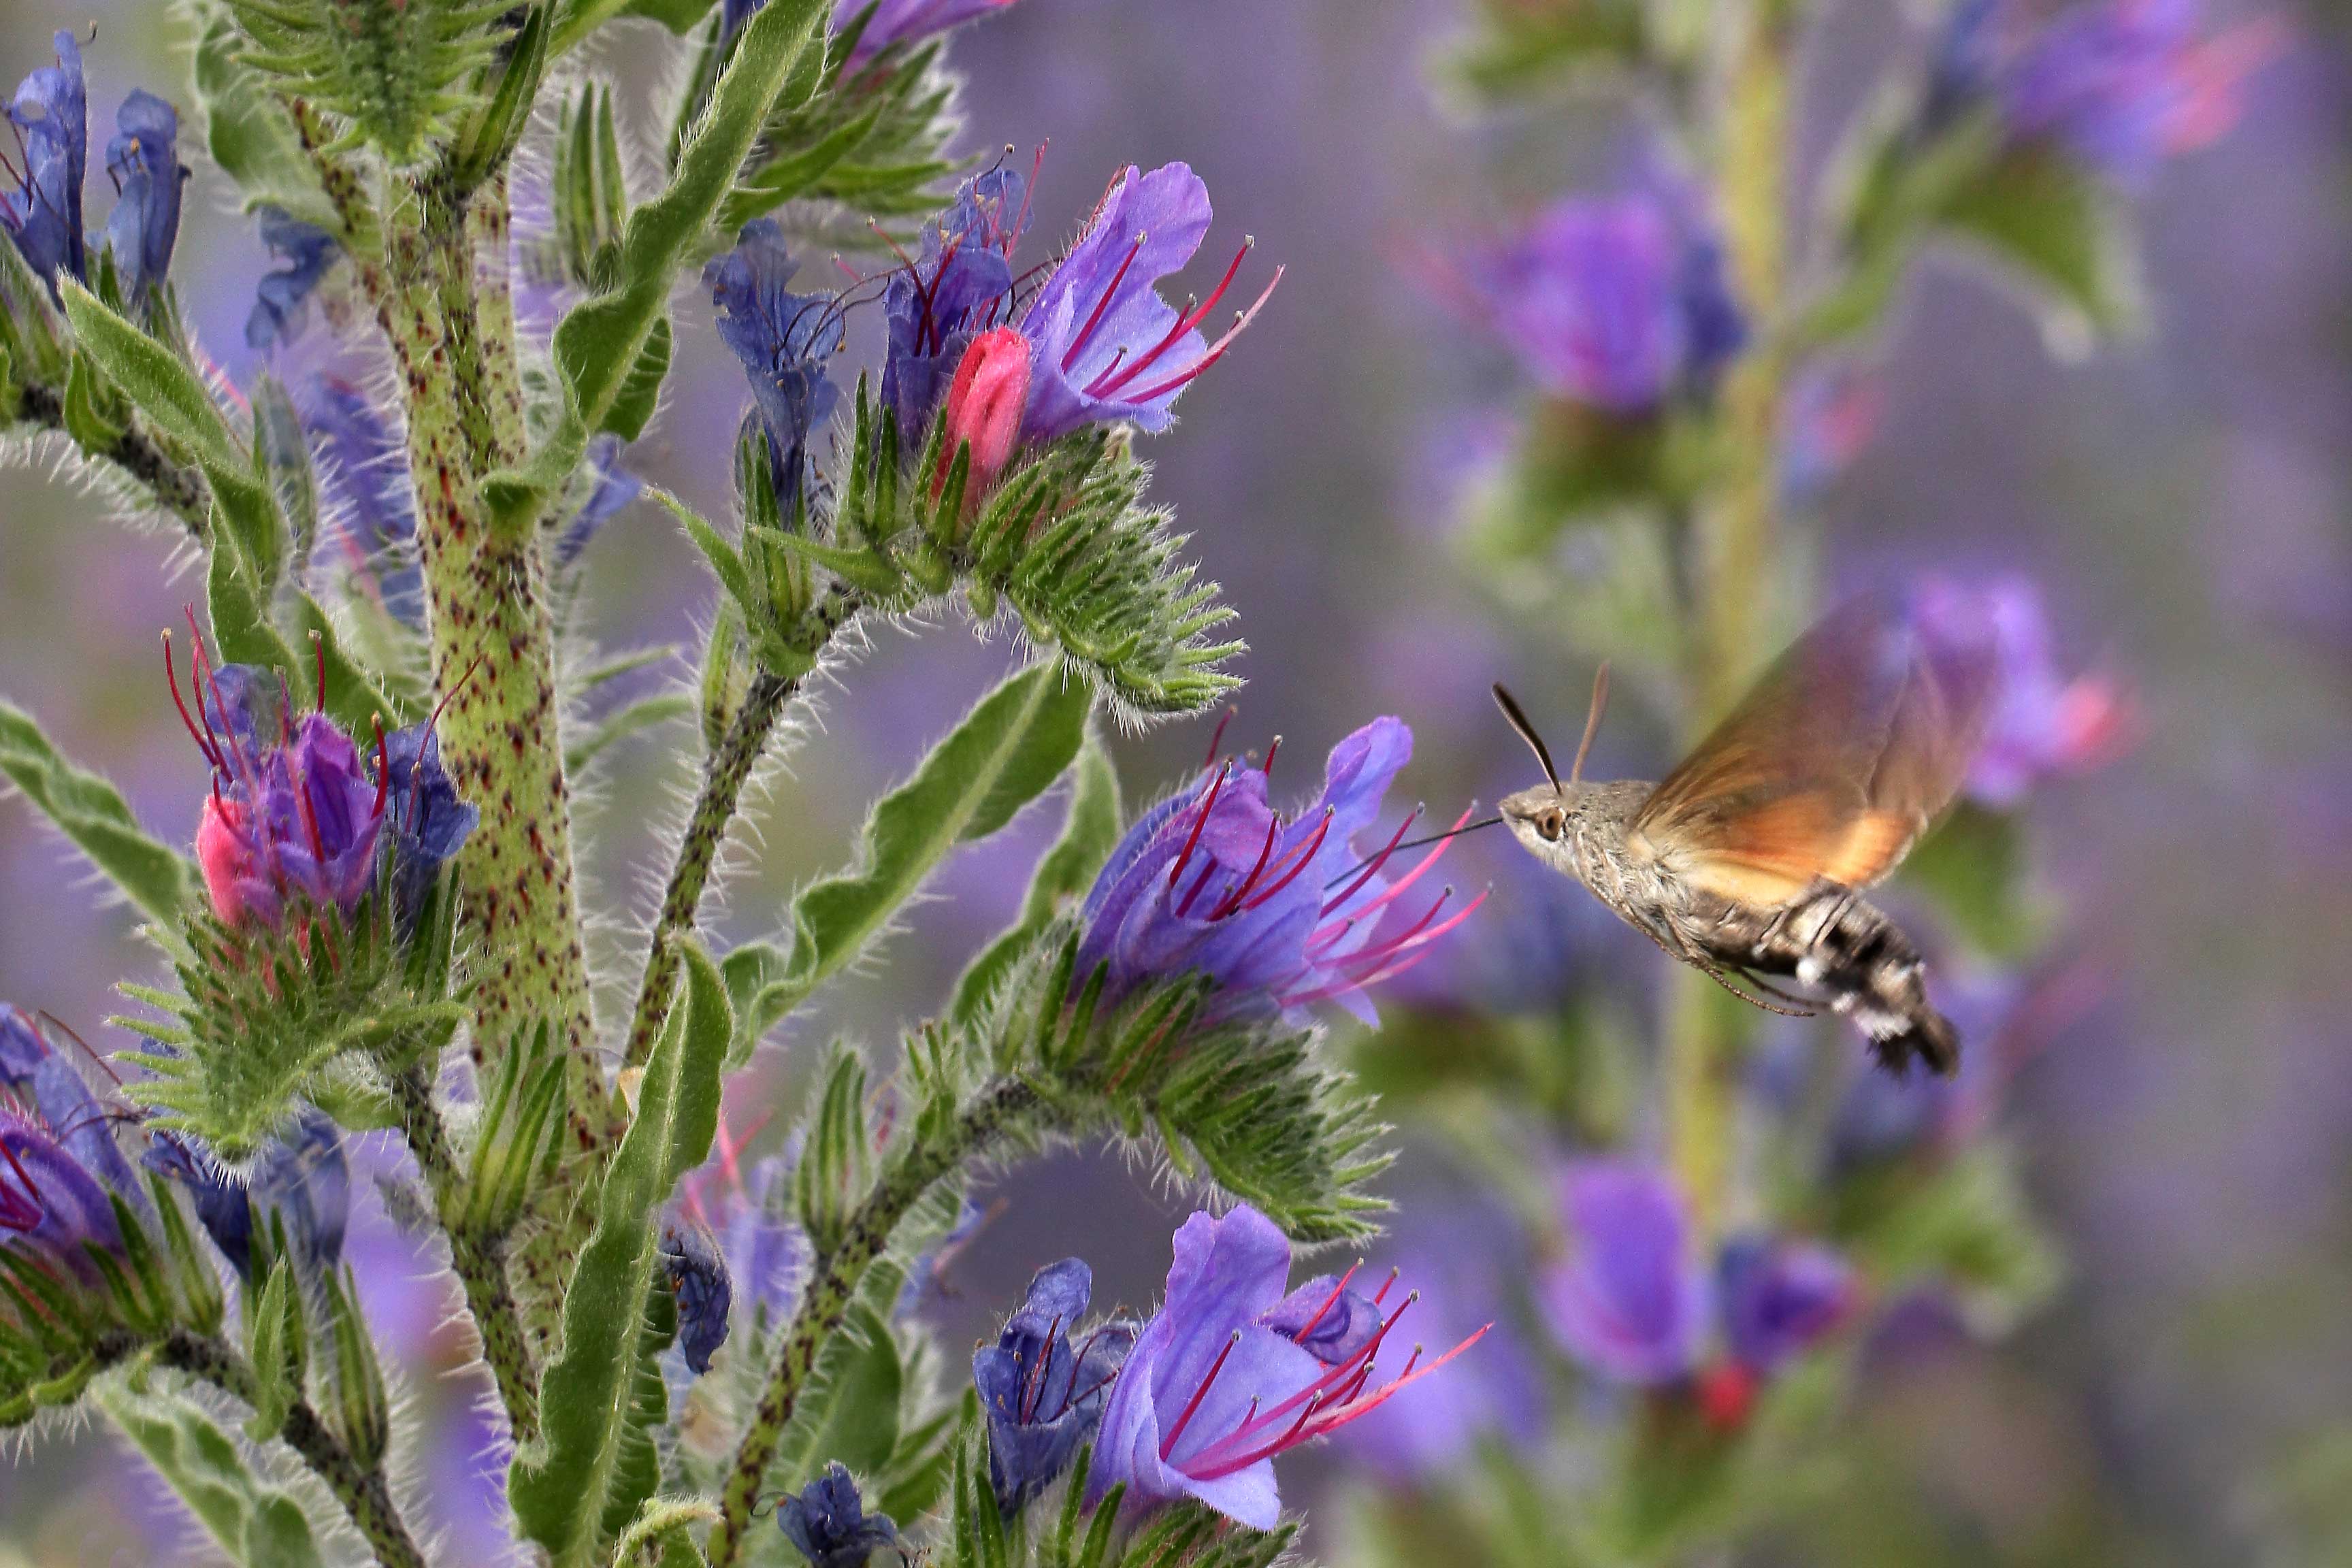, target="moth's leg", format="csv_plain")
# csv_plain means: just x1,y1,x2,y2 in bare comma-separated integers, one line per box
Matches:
1729,965,1819,1011
1761,876,1854,948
